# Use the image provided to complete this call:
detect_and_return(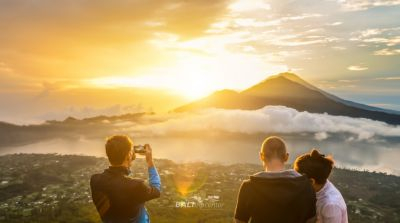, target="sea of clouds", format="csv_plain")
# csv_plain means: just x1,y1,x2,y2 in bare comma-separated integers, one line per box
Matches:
126,106,400,141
